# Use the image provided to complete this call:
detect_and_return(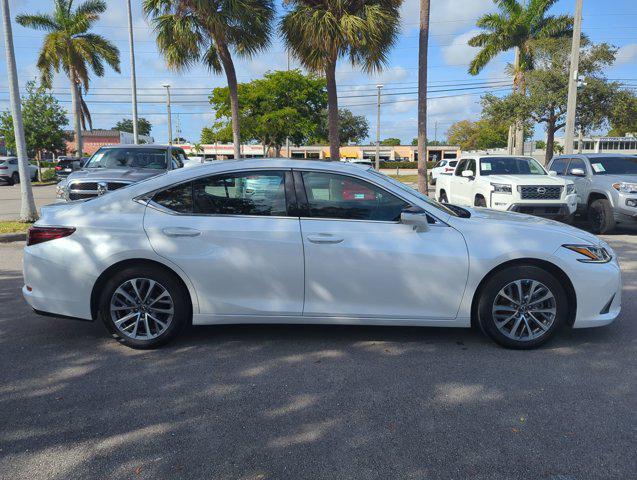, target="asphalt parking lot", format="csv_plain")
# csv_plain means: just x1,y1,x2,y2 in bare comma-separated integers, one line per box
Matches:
0,226,635,480
0,184,58,221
